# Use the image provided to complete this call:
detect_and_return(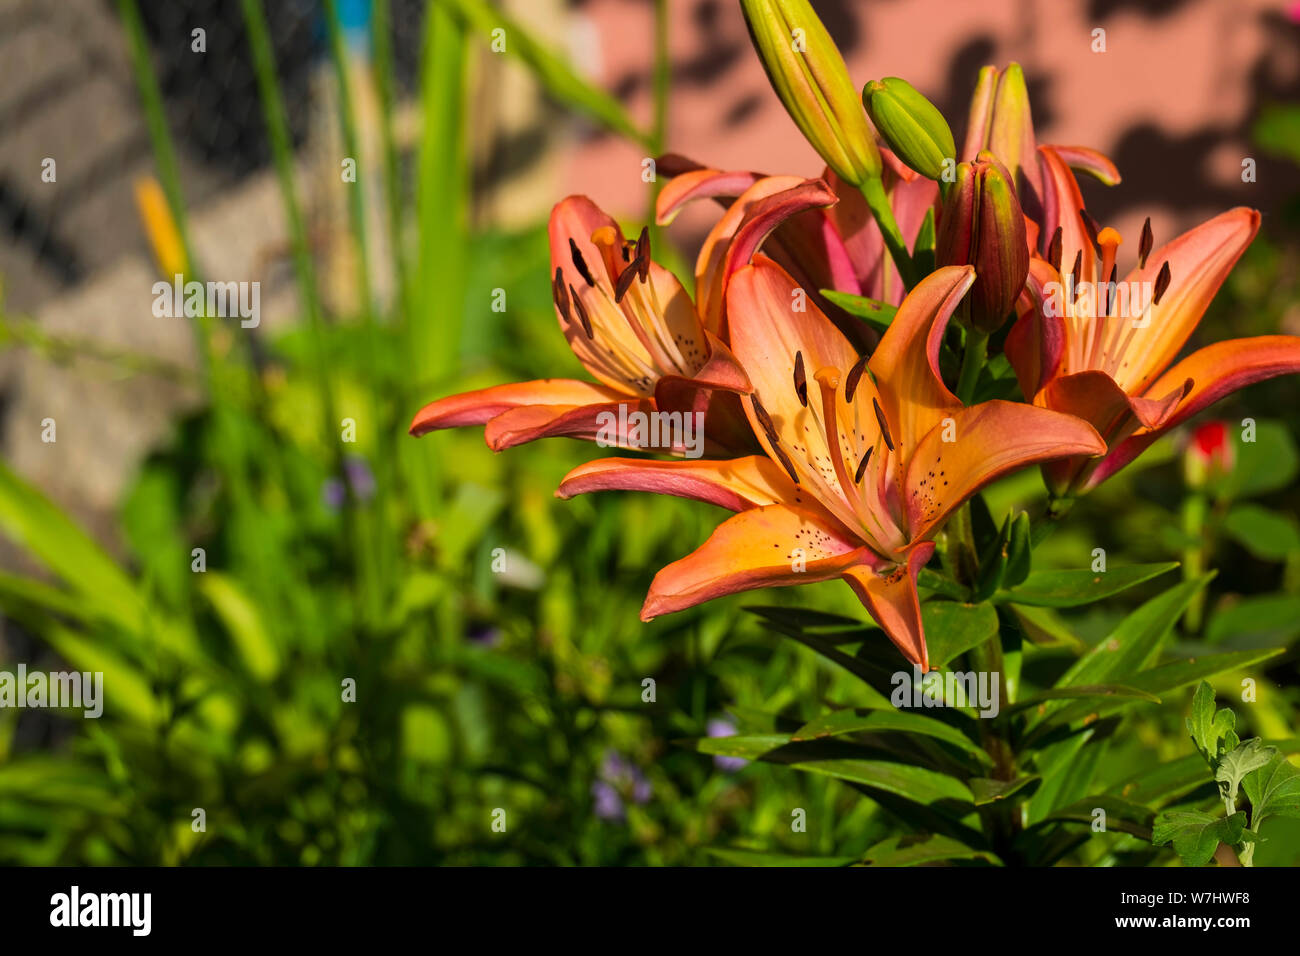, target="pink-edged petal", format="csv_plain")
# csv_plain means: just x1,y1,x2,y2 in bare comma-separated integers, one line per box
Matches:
483,398,653,452
557,455,800,512
1042,369,1187,436
640,503,868,620
656,166,765,225
409,378,624,436
1046,144,1121,186
1006,258,1067,399
868,265,974,458
1109,207,1261,394
841,542,935,670
1037,146,1096,285
1084,335,1300,491
903,400,1106,543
